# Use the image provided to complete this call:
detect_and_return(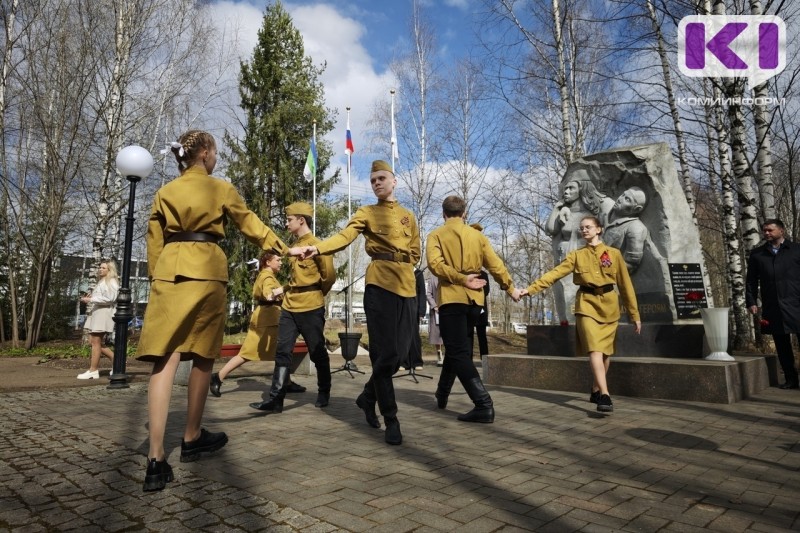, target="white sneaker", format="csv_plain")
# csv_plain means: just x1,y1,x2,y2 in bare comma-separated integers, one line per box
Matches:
77,370,100,380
